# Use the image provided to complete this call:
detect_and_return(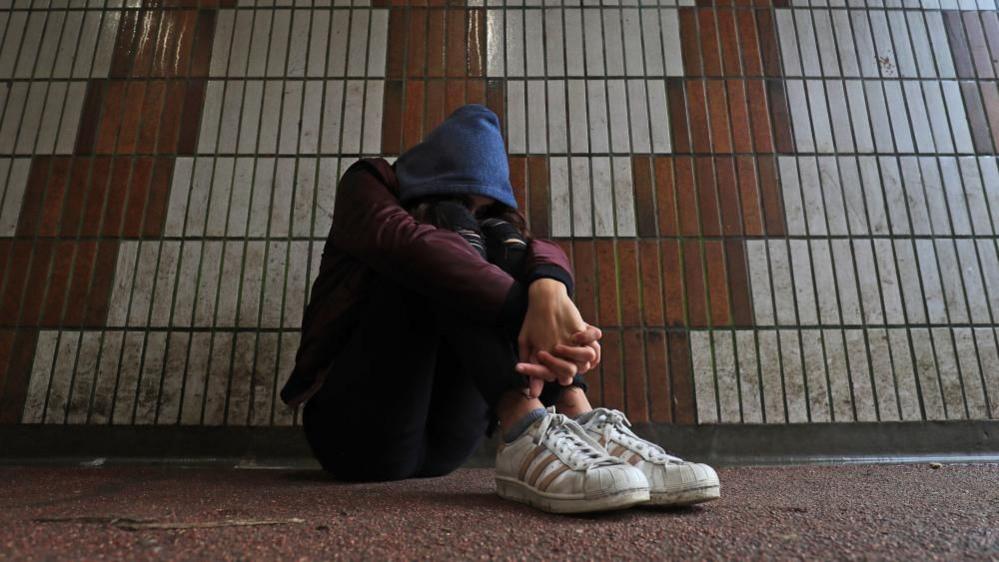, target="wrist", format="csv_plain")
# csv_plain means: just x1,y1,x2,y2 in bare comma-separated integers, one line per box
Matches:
528,278,567,300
